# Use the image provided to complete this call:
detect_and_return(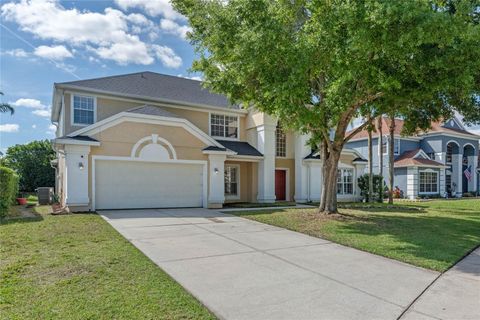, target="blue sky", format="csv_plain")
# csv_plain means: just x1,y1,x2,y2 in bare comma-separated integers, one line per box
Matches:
1,0,479,155
0,0,201,153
